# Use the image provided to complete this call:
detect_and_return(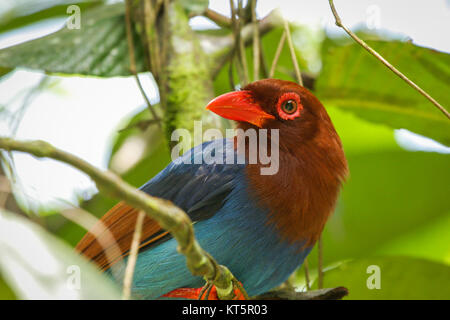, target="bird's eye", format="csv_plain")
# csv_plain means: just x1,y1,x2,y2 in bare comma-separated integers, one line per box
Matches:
281,100,297,114
277,92,302,120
